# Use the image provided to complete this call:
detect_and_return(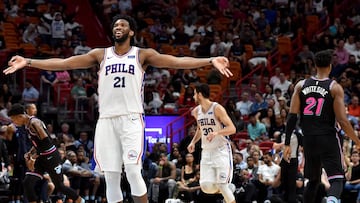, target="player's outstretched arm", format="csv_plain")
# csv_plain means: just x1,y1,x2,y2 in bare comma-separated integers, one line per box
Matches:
3,49,102,75
142,48,233,77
